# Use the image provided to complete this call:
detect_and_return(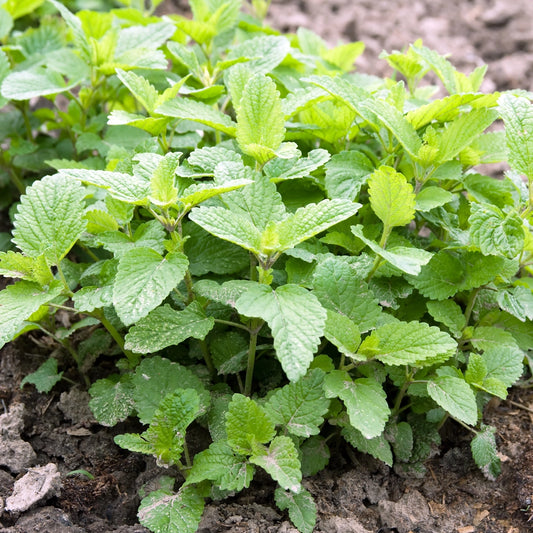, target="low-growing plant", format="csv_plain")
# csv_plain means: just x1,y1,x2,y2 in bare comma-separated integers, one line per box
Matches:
1,1,532,532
